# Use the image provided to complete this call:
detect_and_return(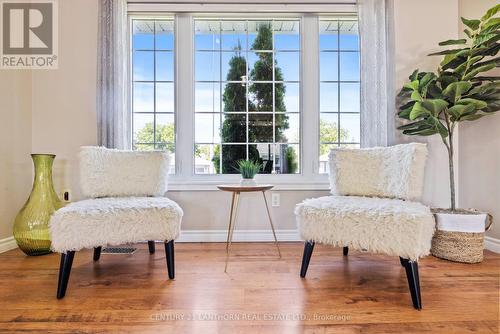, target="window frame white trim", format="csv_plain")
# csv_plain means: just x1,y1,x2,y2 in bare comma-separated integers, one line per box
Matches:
128,5,358,190
128,3,357,14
